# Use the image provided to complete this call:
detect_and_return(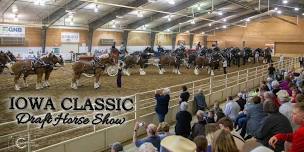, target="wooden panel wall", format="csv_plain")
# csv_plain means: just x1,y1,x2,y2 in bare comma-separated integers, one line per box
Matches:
156,34,172,46
128,32,150,46
25,27,41,46
193,35,204,46
46,28,88,47
275,42,304,56
176,34,190,45
208,16,304,50
92,31,122,46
